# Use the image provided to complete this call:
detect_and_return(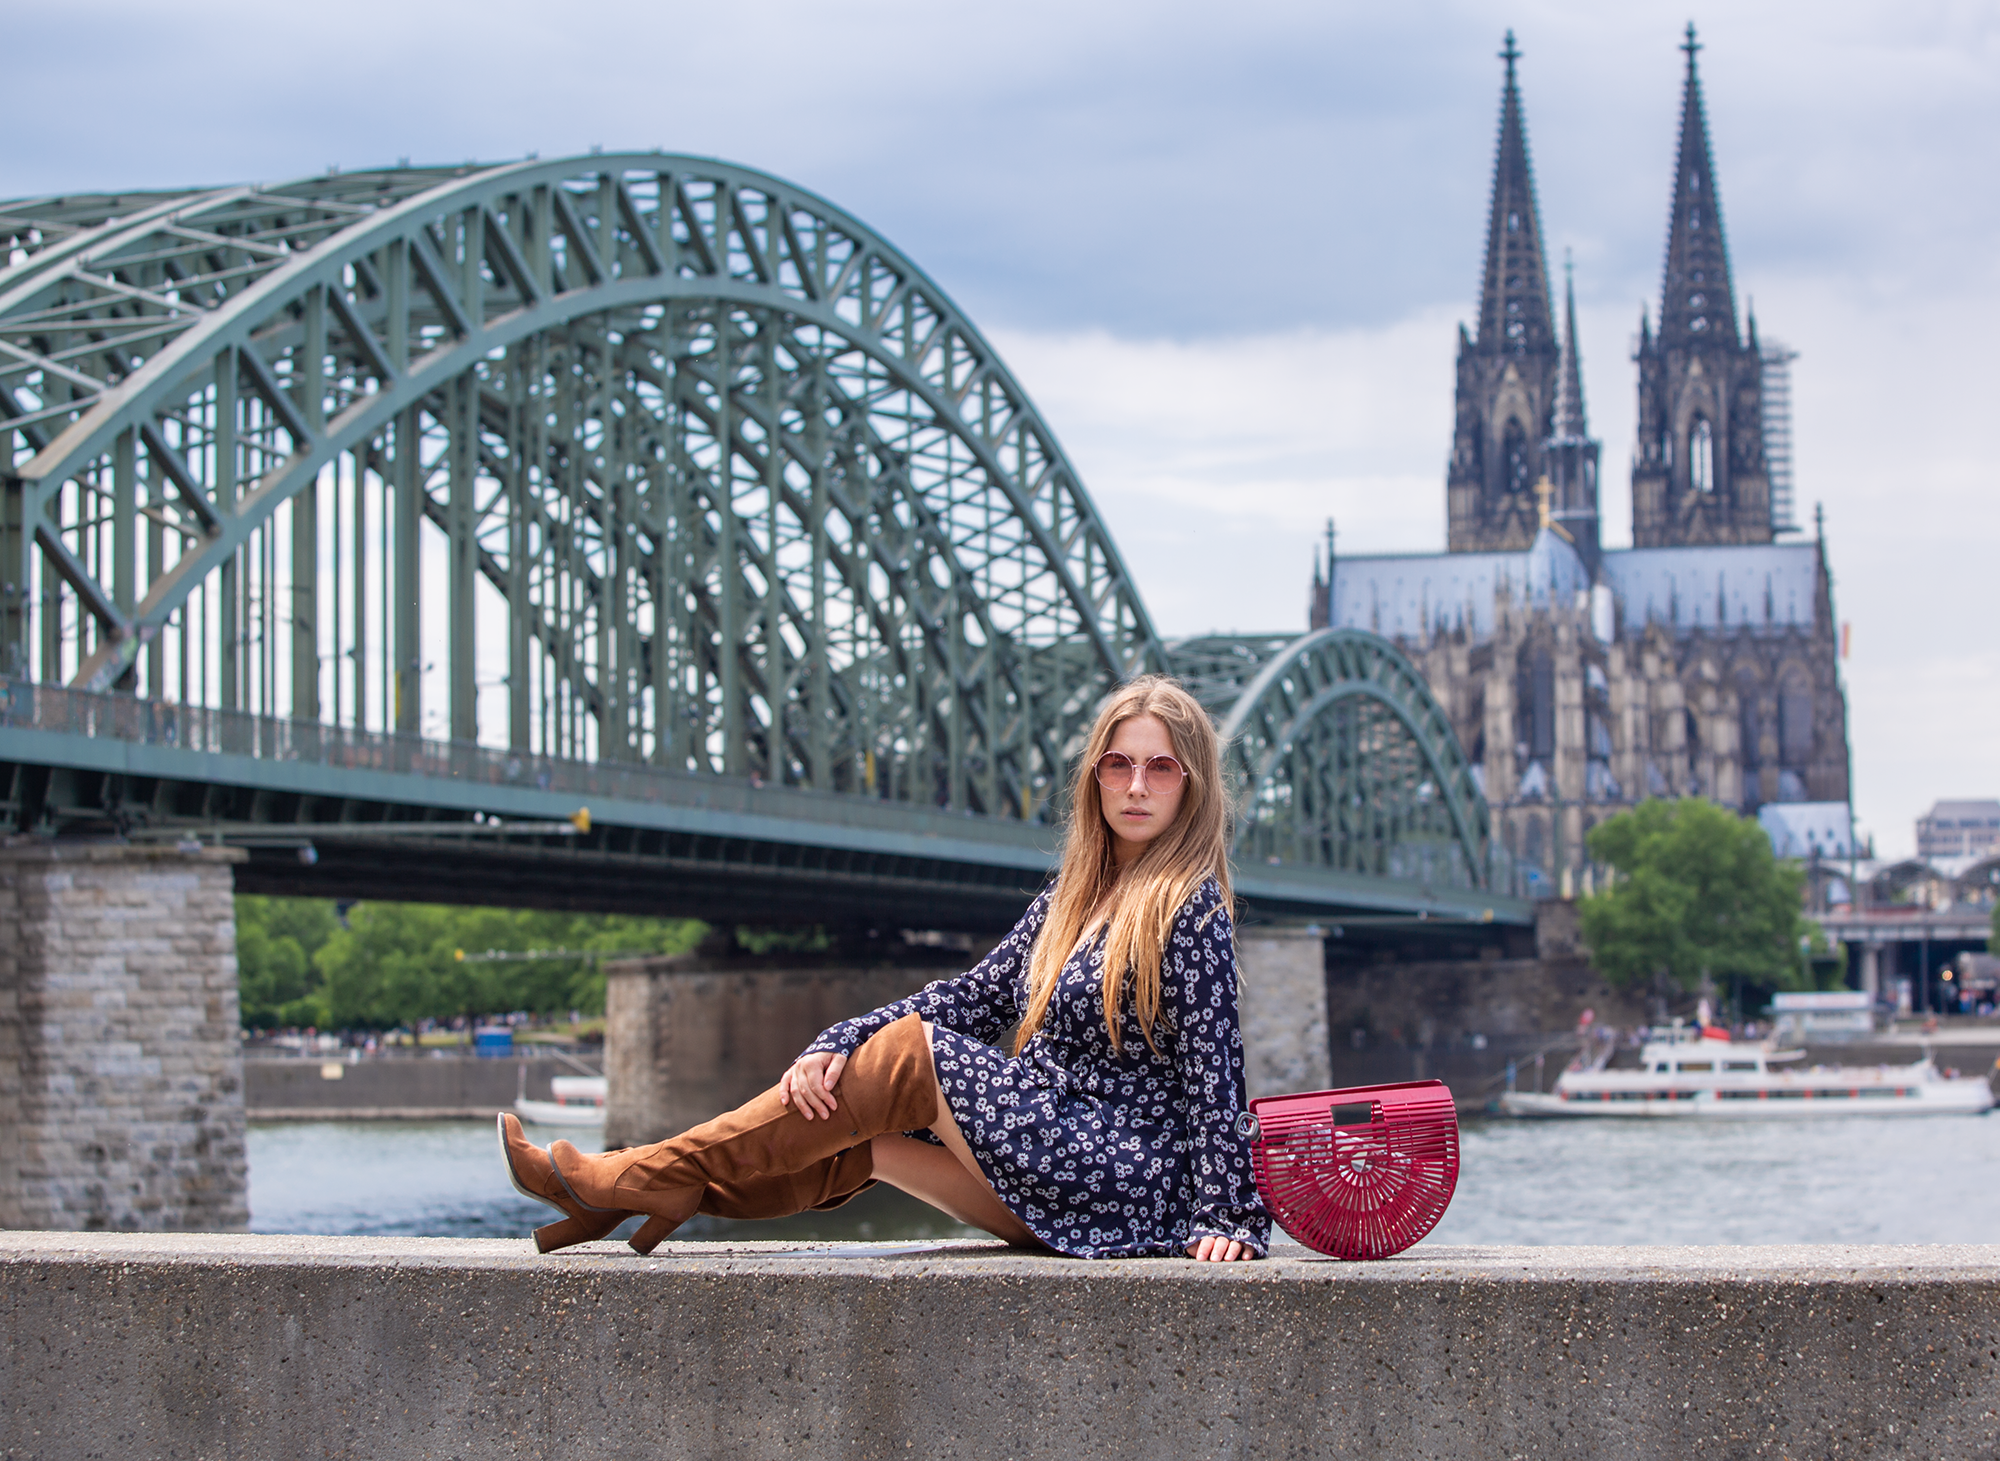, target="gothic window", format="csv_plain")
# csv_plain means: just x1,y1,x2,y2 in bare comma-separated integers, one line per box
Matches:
1502,420,1530,496
1779,681,1813,765
1737,672,1762,773
1508,211,1520,232
1690,417,1715,493
1737,671,1763,812
1529,651,1554,760
1685,708,1701,752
